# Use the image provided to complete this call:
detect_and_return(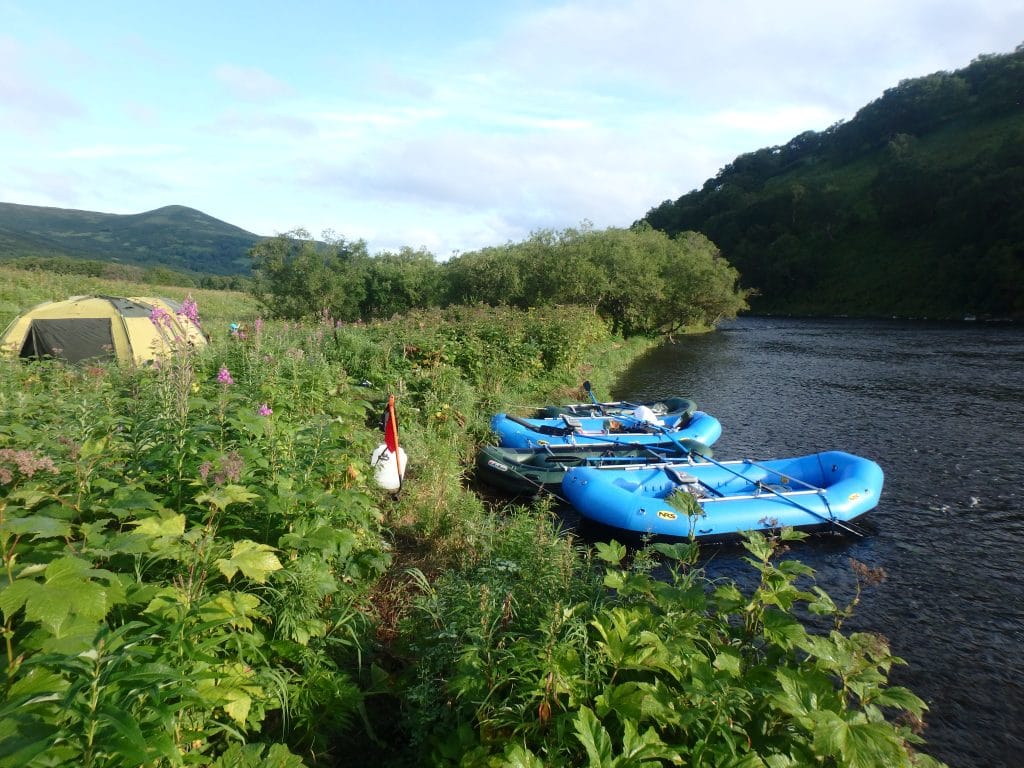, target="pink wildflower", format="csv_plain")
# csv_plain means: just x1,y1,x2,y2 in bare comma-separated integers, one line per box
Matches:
179,295,200,325
257,403,272,417
149,307,172,328
217,366,234,385
0,448,58,481
254,317,264,333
